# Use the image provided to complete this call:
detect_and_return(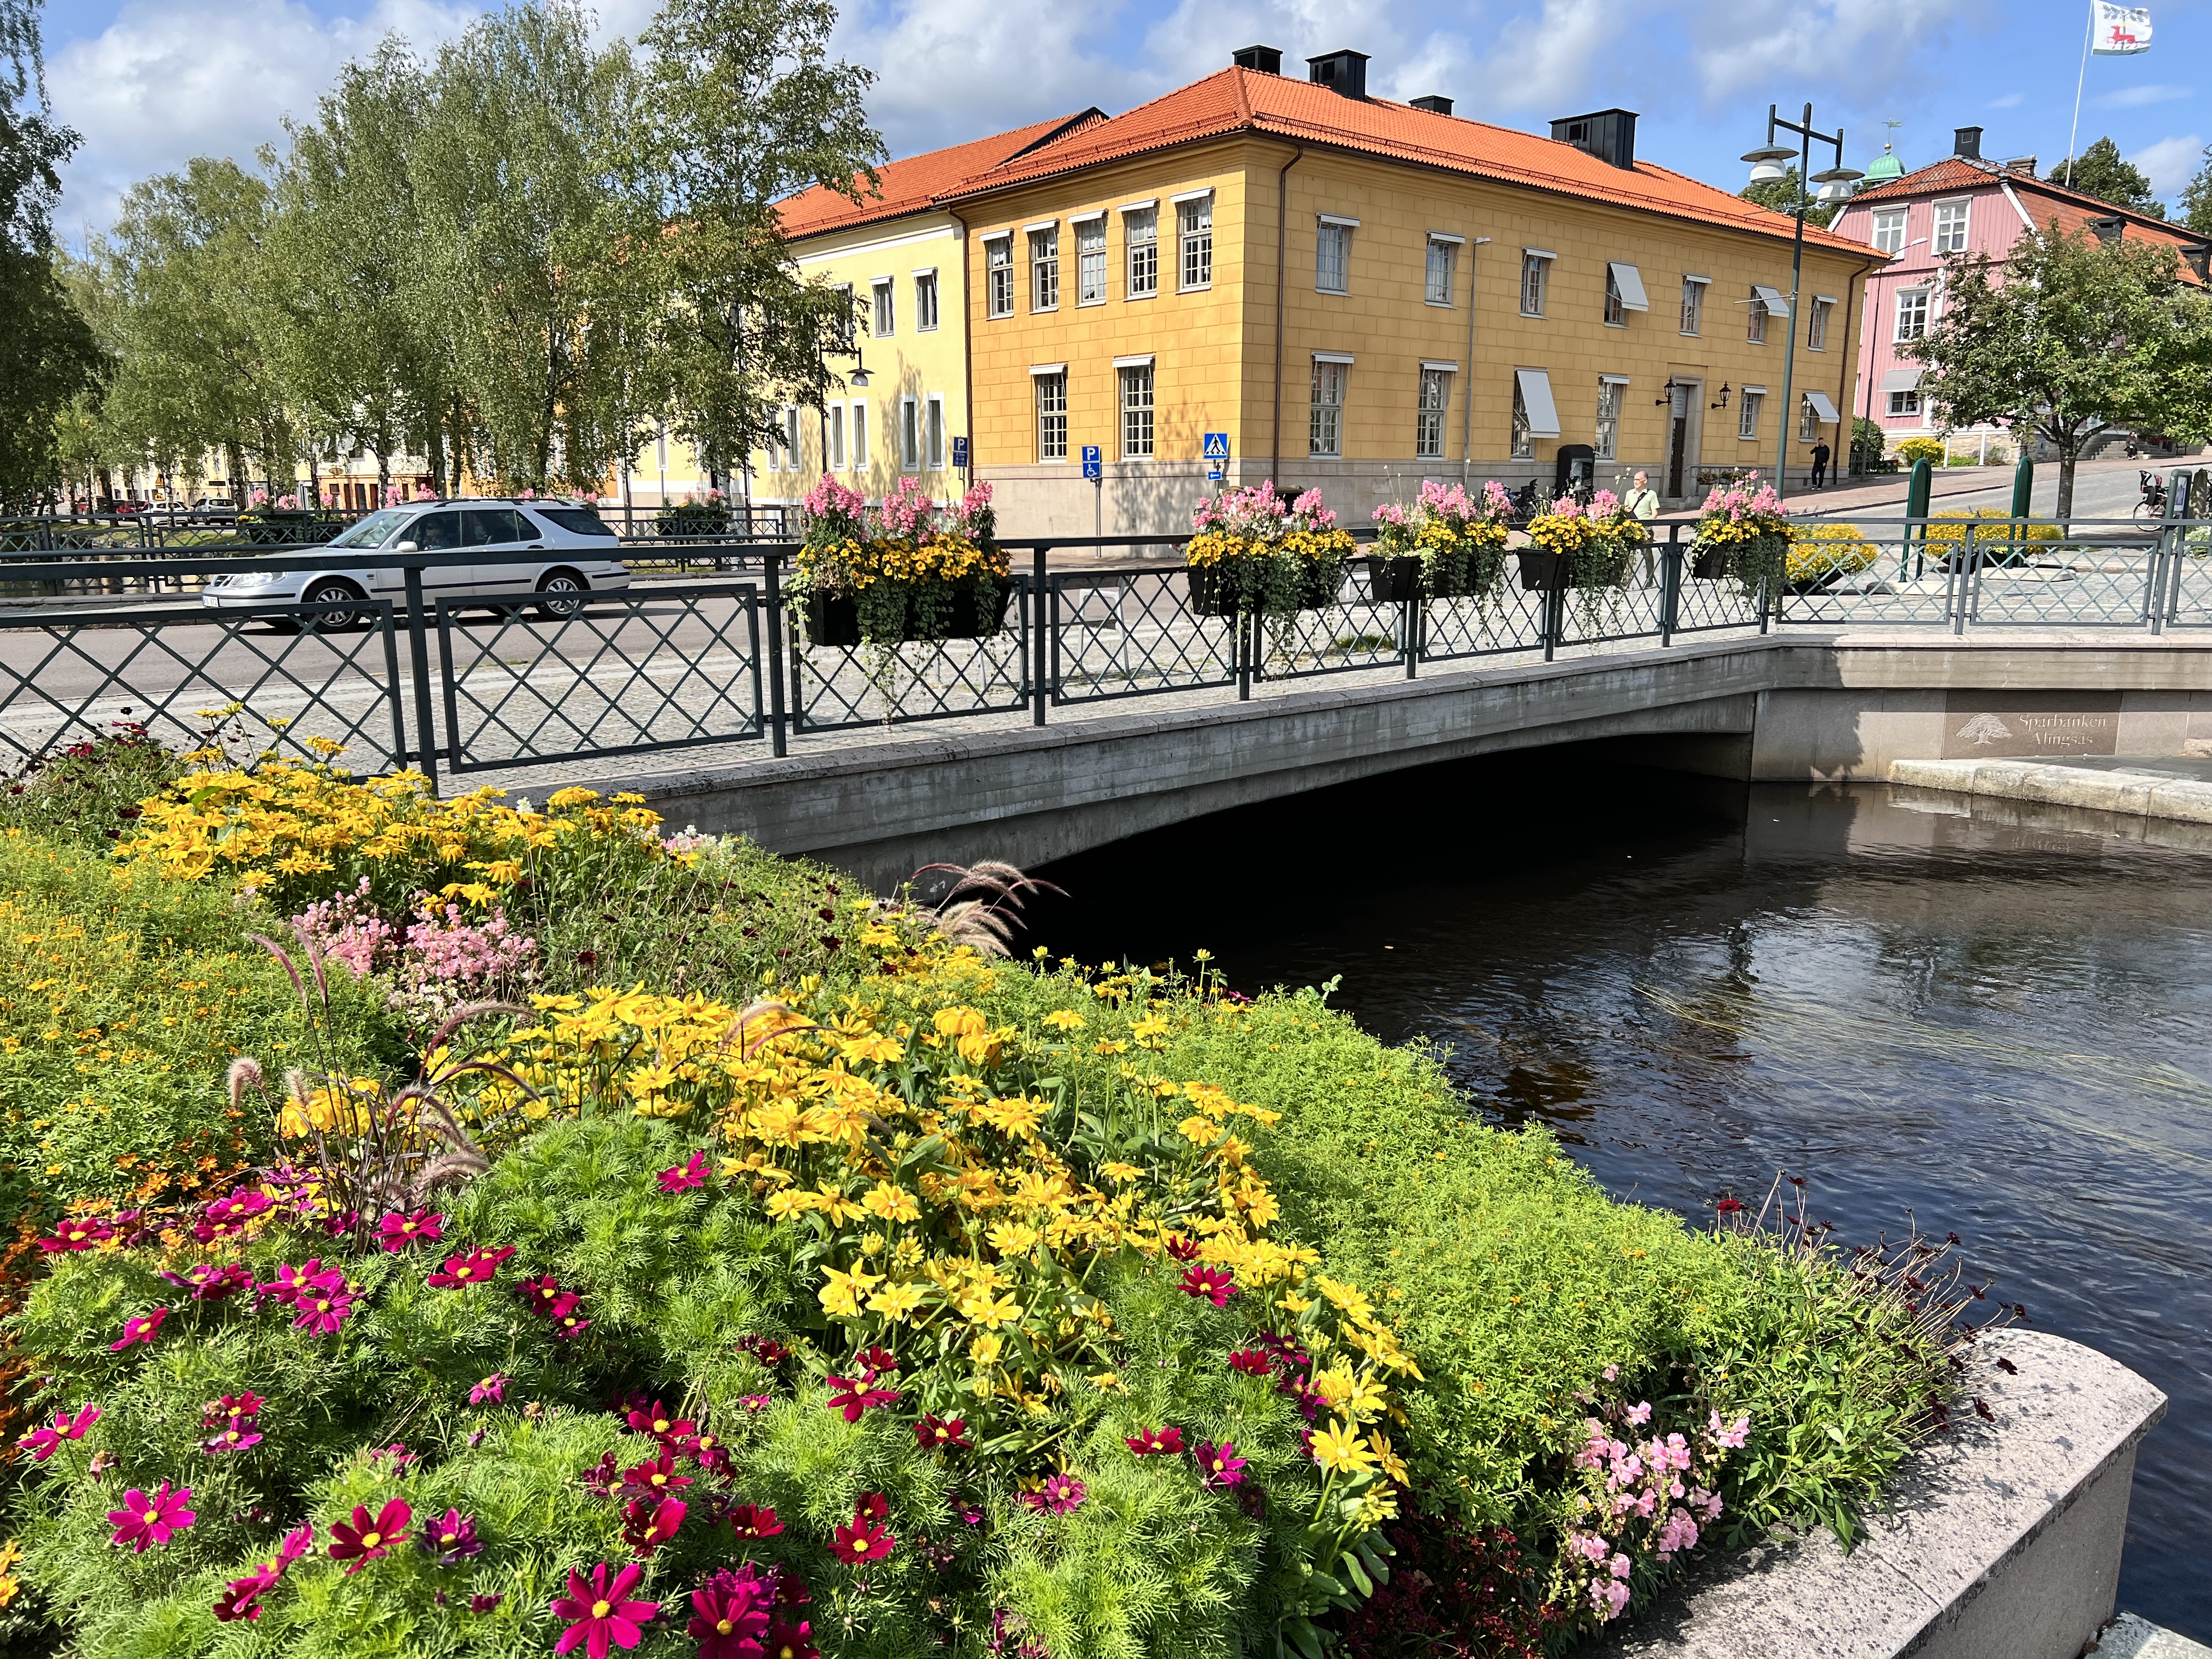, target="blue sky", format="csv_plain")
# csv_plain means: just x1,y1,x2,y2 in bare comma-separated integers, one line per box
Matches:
33,0,2212,246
